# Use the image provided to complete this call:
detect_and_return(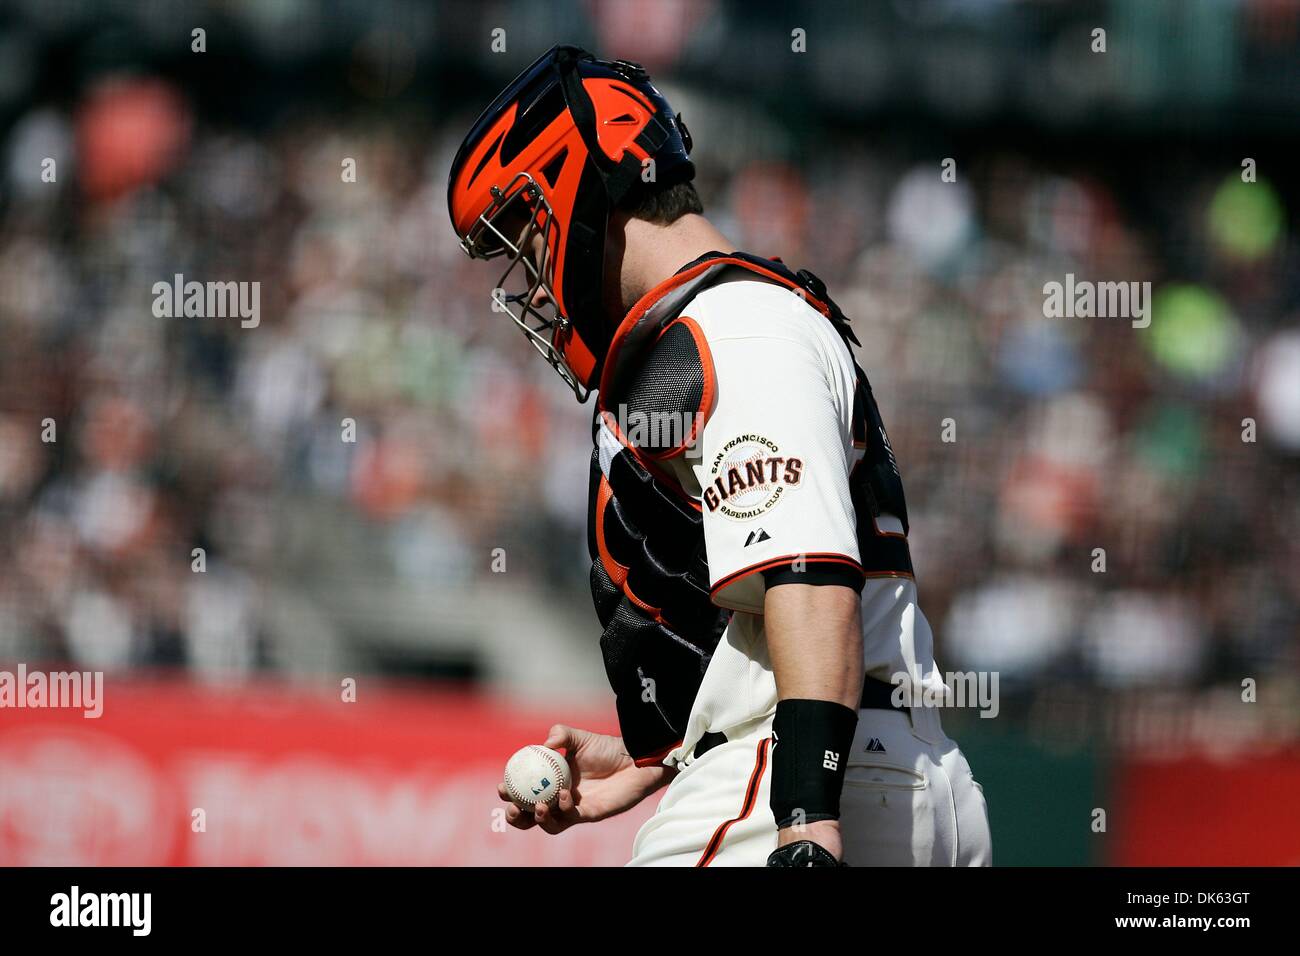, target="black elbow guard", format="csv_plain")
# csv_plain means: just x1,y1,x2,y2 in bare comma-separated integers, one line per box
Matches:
769,698,859,829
